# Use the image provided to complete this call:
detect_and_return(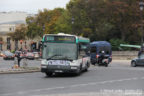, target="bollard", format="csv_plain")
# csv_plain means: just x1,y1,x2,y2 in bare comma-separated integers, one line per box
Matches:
13,57,19,69
23,57,28,68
